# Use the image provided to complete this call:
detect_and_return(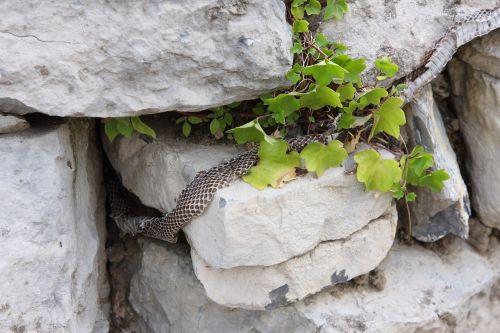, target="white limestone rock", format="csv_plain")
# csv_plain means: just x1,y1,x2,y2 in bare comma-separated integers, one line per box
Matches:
320,0,499,87
0,120,109,332
404,84,469,241
448,30,500,229
191,205,397,310
0,113,29,134
128,235,500,333
103,120,394,268
0,0,292,117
